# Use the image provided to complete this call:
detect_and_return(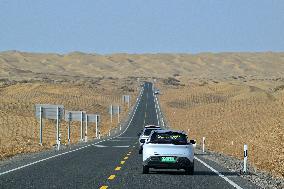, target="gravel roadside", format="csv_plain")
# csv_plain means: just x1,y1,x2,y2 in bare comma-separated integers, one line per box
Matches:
195,147,284,189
